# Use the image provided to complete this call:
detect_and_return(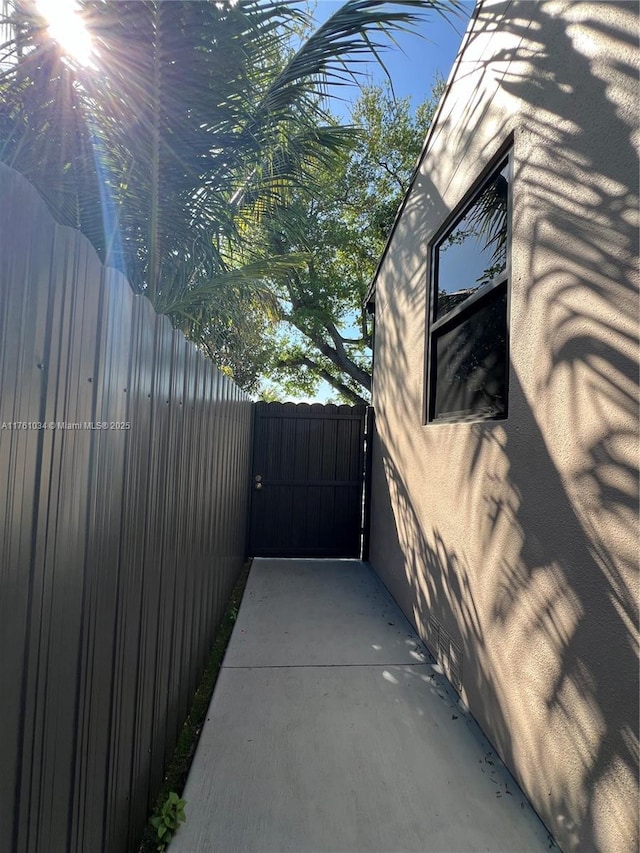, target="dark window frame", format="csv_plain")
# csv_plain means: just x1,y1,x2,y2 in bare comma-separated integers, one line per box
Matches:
425,146,513,424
